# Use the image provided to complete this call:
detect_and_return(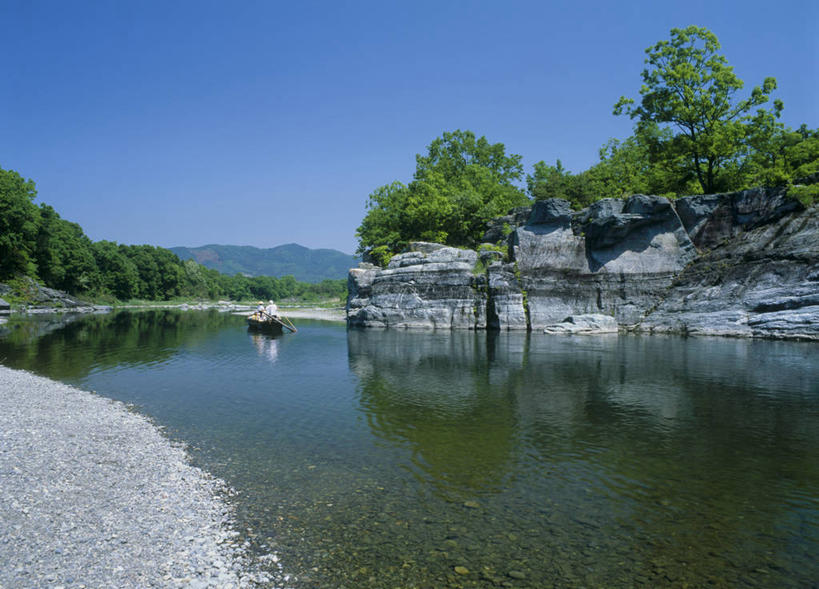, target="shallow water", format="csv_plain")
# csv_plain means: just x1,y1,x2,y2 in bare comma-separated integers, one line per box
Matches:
1,310,817,587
